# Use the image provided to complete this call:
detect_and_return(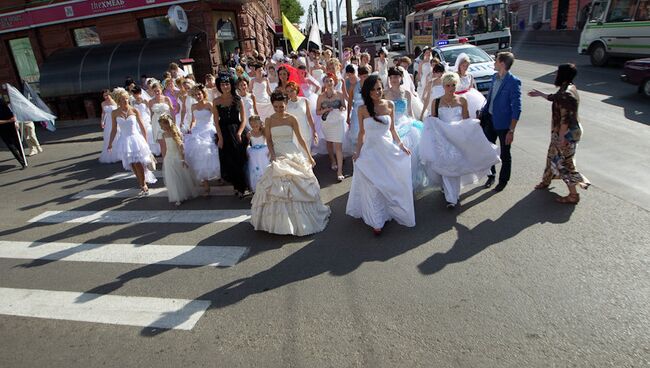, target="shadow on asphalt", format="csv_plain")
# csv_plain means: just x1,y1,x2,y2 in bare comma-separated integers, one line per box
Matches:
418,190,575,275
